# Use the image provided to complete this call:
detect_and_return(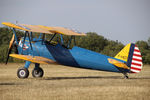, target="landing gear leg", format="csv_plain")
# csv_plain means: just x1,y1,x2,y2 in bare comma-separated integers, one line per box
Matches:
17,61,31,79
32,63,44,78
123,73,129,79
